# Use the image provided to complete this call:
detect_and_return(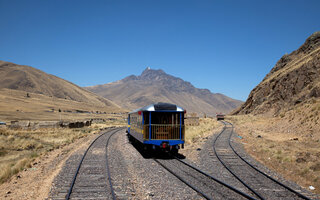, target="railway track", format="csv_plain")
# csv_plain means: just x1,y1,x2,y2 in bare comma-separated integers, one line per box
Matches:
49,122,318,199
64,127,122,200
154,154,257,200
213,121,313,200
